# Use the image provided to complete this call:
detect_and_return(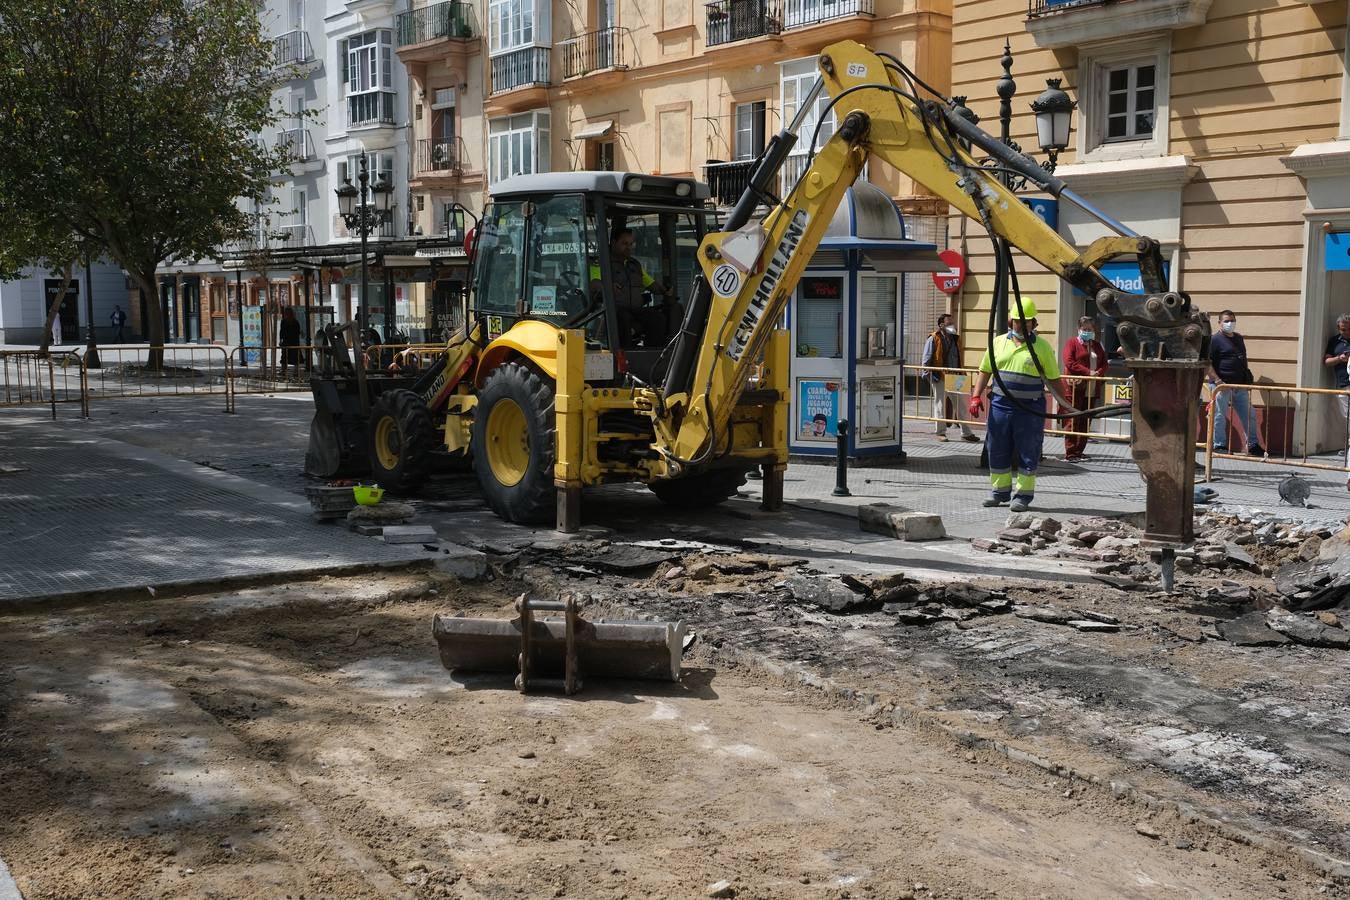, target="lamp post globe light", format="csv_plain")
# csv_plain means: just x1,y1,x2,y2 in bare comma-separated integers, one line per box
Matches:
1030,78,1076,171
334,152,392,345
